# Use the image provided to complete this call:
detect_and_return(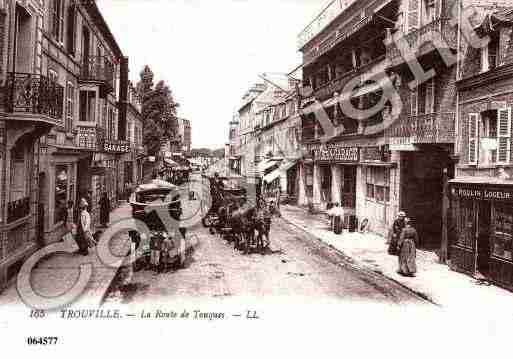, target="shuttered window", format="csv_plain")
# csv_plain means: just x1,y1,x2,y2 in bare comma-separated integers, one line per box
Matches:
497,107,511,164
468,113,478,164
